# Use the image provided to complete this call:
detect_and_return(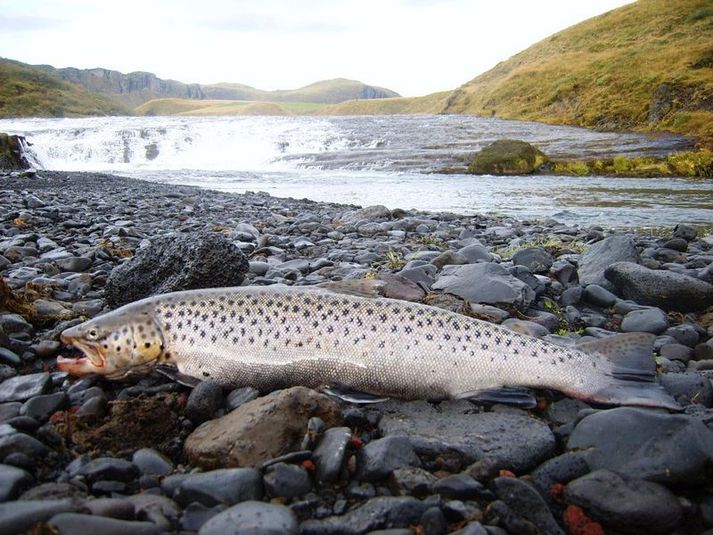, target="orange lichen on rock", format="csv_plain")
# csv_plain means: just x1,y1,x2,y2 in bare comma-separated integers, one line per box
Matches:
498,469,516,478
563,505,605,535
